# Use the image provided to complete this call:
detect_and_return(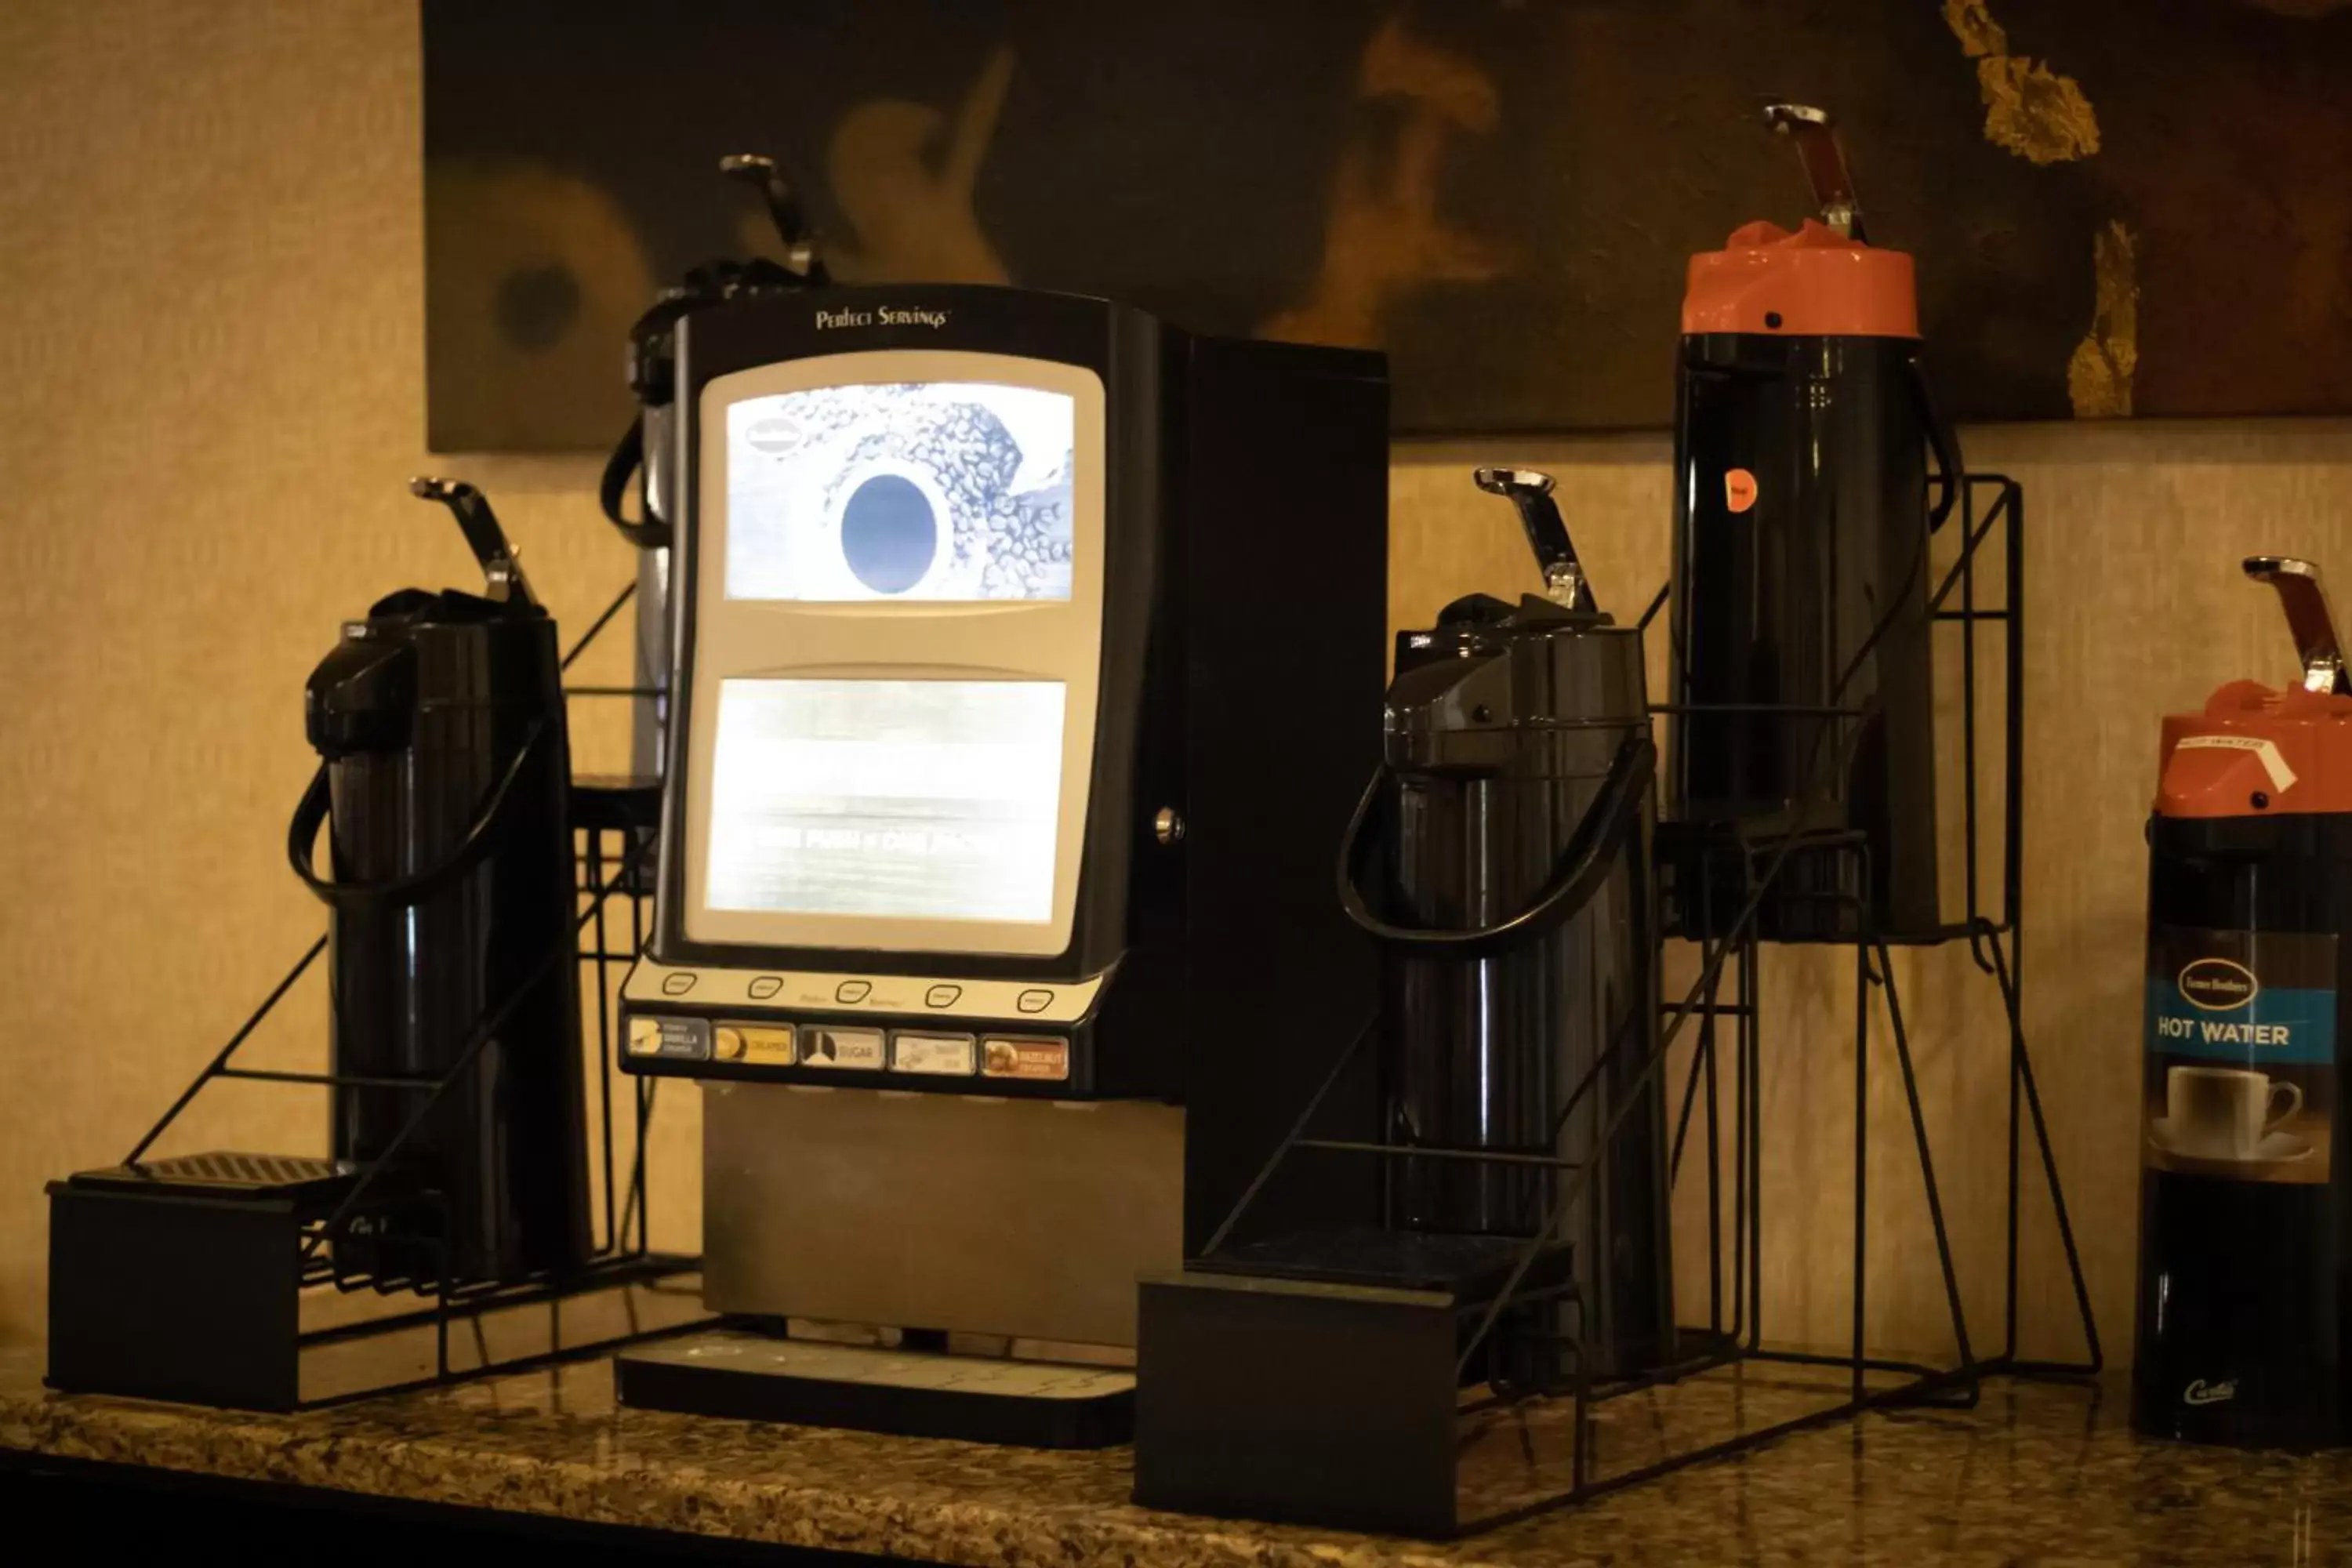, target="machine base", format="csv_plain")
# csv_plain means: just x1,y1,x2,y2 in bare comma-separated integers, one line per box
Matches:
612,1328,1136,1449
48,1155,705,1411
1134,1243,1580,1539
48,1157,318,1410
1134,1265,1468,1537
